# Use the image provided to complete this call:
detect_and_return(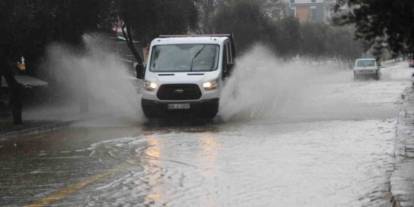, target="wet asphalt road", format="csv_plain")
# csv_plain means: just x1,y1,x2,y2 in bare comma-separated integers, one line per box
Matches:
0,63,413,207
